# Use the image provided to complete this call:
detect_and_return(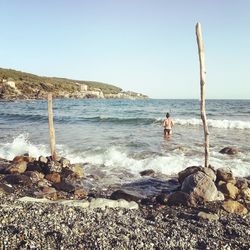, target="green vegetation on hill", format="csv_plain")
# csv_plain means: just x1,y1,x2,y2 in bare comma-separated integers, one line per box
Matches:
0,68,122,97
